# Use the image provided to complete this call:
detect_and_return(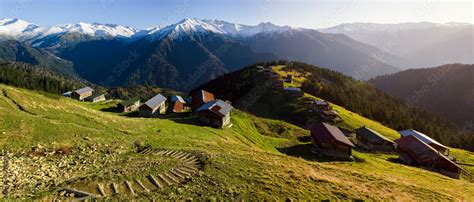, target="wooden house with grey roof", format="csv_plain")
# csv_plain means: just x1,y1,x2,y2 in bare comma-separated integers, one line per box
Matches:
355,126,395,152
71,87,93,101
195,99,233,128
118,97,141,112
139,94,167,117
399,129,449,155
85,93,106,103
395,135,463,179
